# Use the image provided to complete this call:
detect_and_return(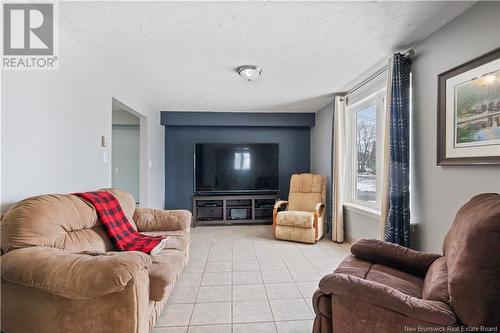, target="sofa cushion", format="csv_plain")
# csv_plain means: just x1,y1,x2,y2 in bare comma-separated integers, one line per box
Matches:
134,208,192,232
0,194,114,253
1,247,152,299
104,188,138,231
141,230,189,252
422,257,449,303
276,211,314,228
366,264,423,298
149,249,185,301
334,255,372,278
0,189,139,254
335,255,423,298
